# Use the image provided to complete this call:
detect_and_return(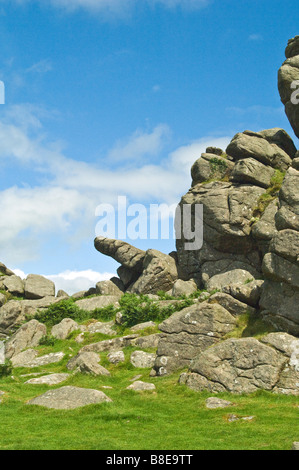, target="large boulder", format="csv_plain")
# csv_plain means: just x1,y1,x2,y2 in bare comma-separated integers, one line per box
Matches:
5,319,47,359
27,386,112,409
128,249,178,295
153,302,236,376
75,295,120,312
0,296,66,333
2,275,24,297
226,130,292,171
191,153,234,185
24,274,55,300
181,337,288,394
94,237,145,273
278,36,299,138
51,318,79,340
